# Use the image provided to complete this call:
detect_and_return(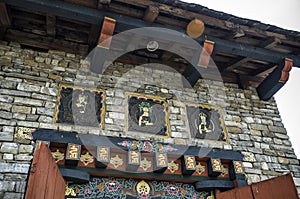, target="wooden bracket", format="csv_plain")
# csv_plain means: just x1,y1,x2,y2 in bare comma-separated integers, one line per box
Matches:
208,158,222,177
257,58,293,100
198,40,214,67
126,151,141,171
97,16,116,49
182,155,196,175
95,147,110,168
154,153,168,173
65,143,81,166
